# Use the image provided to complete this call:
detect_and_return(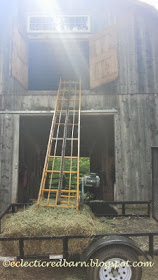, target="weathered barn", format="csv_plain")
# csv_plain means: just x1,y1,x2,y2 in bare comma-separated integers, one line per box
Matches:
0,0,158,212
